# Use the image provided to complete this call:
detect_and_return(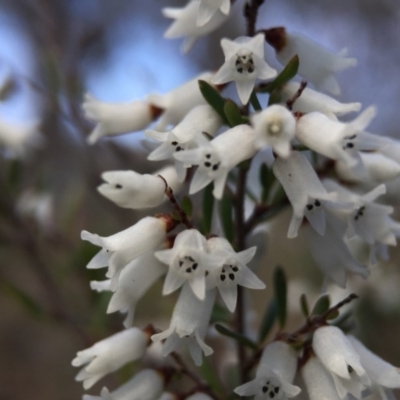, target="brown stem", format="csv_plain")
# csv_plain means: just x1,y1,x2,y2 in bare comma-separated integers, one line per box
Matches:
286,80,308,111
